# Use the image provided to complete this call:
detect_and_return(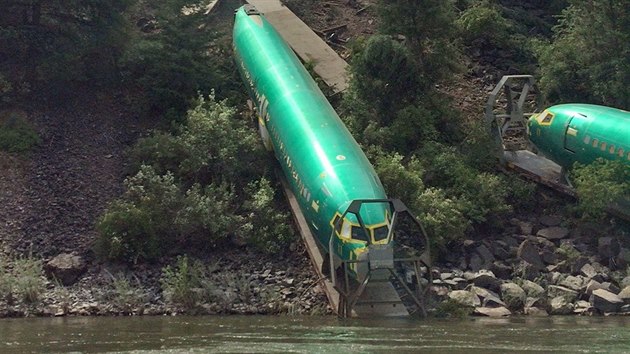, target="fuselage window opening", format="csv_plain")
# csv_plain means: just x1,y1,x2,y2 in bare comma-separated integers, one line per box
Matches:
373,225,389,242
583,135,591,145
600,142,607,151
619,148,625,158
332,215,341,234
537,111,554,125
609,145,616,154
341,219,352,239
592,139,599,148
351,226,369,242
